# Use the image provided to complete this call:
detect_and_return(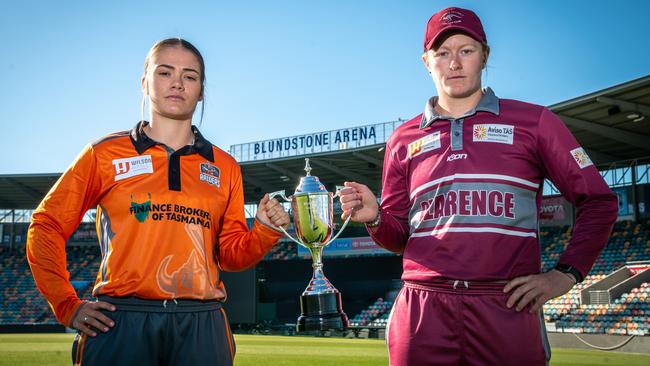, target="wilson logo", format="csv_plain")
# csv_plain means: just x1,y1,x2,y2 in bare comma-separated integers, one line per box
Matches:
112,155,153,181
